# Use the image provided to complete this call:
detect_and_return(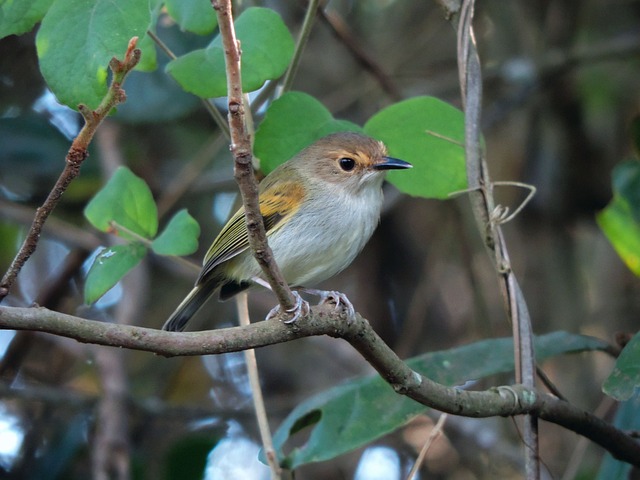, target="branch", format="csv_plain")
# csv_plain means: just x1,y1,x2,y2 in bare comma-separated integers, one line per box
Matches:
1,304,638,466
435,0,541,476
318,8,402,101
211,0,296,312
282,0,321,92
0,38,141,303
